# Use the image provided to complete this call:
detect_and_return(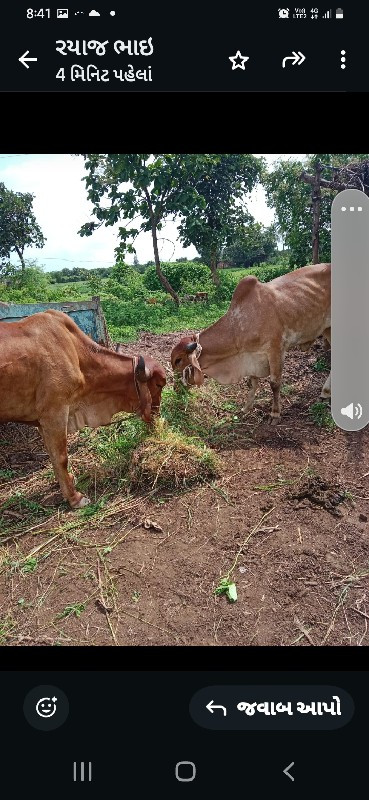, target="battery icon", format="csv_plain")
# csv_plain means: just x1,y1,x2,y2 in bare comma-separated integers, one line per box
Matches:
336,7,343,17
